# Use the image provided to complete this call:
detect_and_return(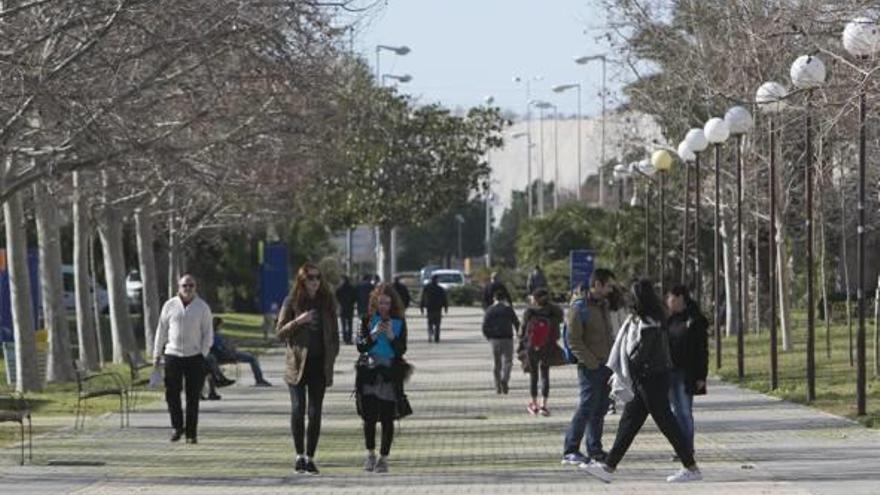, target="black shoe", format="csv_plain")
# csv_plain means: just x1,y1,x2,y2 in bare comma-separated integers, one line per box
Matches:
170,429,184,442
590,450,609,462
305,459,320,475
207,393,222,400
294,456,306,473
185,437,198,444
501,383,509,394
217,378,236,388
